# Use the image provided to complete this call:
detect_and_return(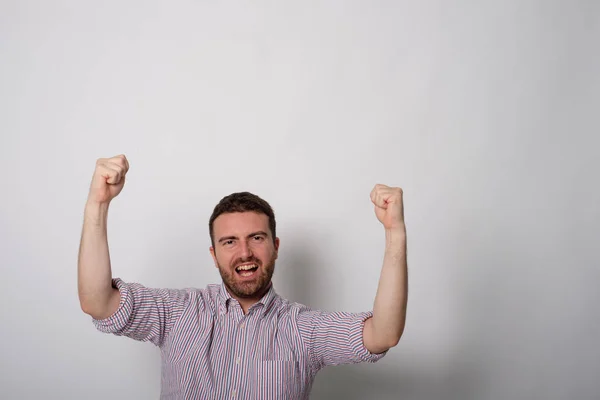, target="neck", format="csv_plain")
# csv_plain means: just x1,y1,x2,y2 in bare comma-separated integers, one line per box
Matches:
226,282,272,314
237,299,256,315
